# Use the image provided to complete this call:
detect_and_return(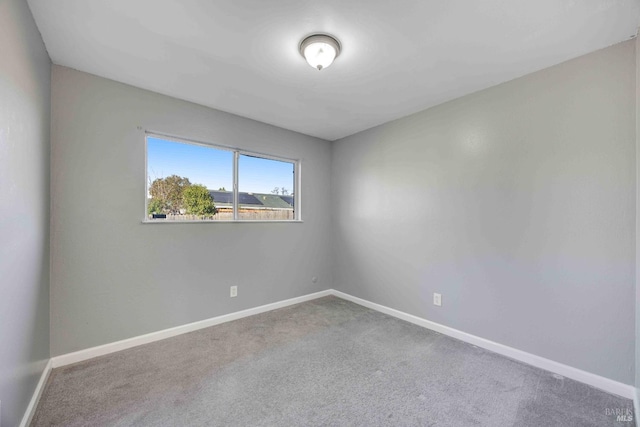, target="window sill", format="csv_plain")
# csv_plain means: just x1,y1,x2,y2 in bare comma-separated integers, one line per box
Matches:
141,219,303,224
